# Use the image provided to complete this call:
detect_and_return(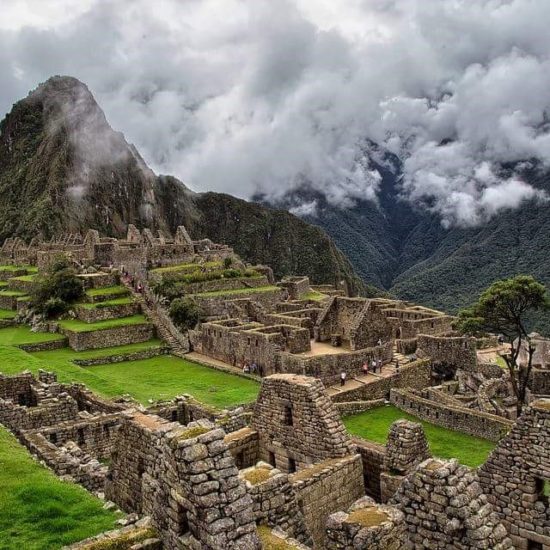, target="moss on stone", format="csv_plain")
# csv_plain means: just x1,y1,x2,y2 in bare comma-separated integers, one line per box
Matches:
346,508,389,528
178,426,210,440
243,467,272,485
257,525,298,549
79,527,157,549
